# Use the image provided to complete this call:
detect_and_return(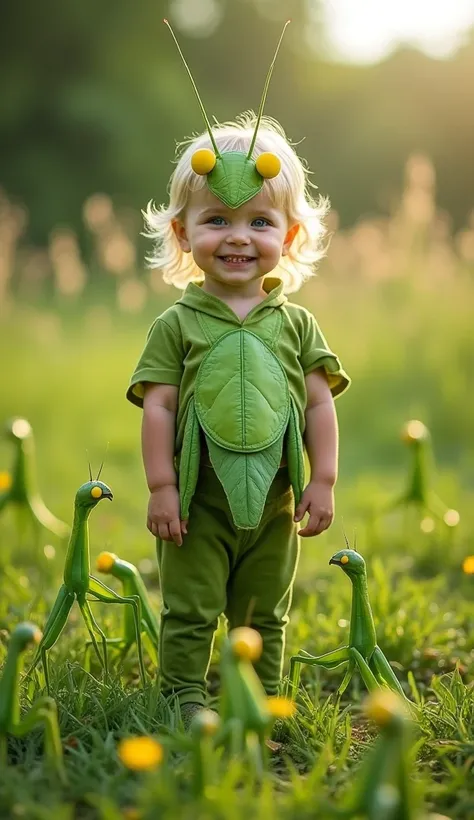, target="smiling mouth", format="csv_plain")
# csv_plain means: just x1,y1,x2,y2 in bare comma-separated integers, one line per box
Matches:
218,255,256,264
